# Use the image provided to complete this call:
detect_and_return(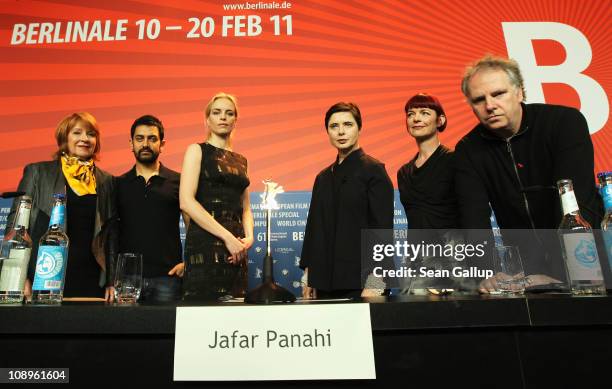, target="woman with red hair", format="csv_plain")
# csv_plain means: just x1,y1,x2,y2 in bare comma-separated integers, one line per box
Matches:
397,94,464,294
397,93,459,229
6,112,117,302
